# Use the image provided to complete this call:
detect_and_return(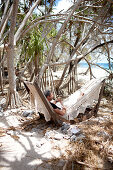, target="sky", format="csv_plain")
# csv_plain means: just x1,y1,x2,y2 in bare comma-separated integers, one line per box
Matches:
54,0,73,13
33,0,73,14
